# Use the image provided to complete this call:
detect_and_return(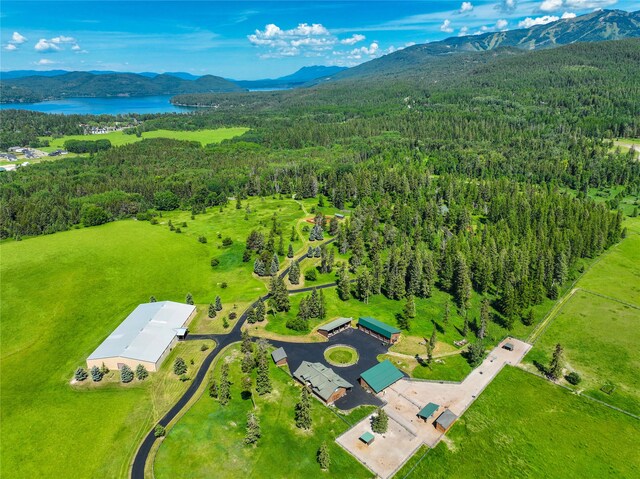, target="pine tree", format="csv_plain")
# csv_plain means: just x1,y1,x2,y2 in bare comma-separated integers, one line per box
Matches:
185,293,194,305
256,350,272,395
462,315,470,337
295,387,312,429
90,365,103,382
208,303,216,318
136,364,148,380
244,412,261,445
403,295,416,319
453,252,472,311
372,408,388,433
254,258,266,276
336,263,351,301
173,357,187,375
356,267,372,303
149,295,157,303
120,364,134,383
523,308,535,326
289,260,301,285
278,234,285,256
215,296,223,311
270,253,280,275
317,288,326,319
287,243,294,258
329,216,339,235
554,251,568,286
443,302,450,326
269,276,290,312
241,350,255,373
290,225,297,242
255,298,266,322
241,329,253,353
219,363,231,406
548,343,564,380
429,328,437,353
479,299,489,339
74,367,88,382
317,442,331,470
